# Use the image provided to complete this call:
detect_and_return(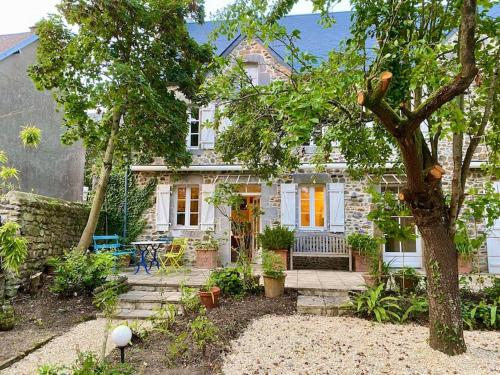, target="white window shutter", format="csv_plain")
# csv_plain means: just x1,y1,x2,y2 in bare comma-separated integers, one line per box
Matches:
200,184,216,231
328,183,345,233
280,183,297,229
200,104,215,149
218,104,232,132
156,184,171,232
